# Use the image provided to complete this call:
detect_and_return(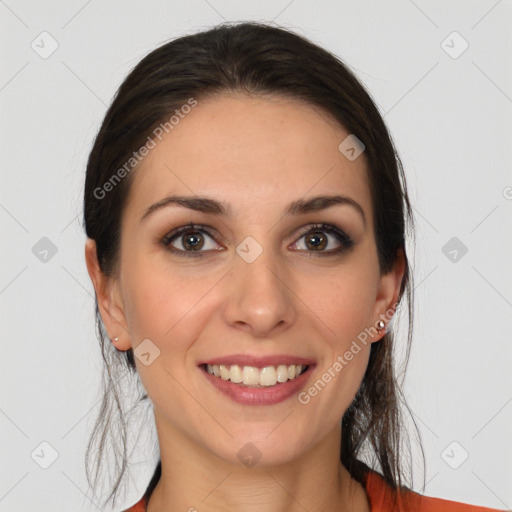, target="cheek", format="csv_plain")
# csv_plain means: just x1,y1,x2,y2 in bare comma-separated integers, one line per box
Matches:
122,259,220,353
301,265,376,404
304,267,376,340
